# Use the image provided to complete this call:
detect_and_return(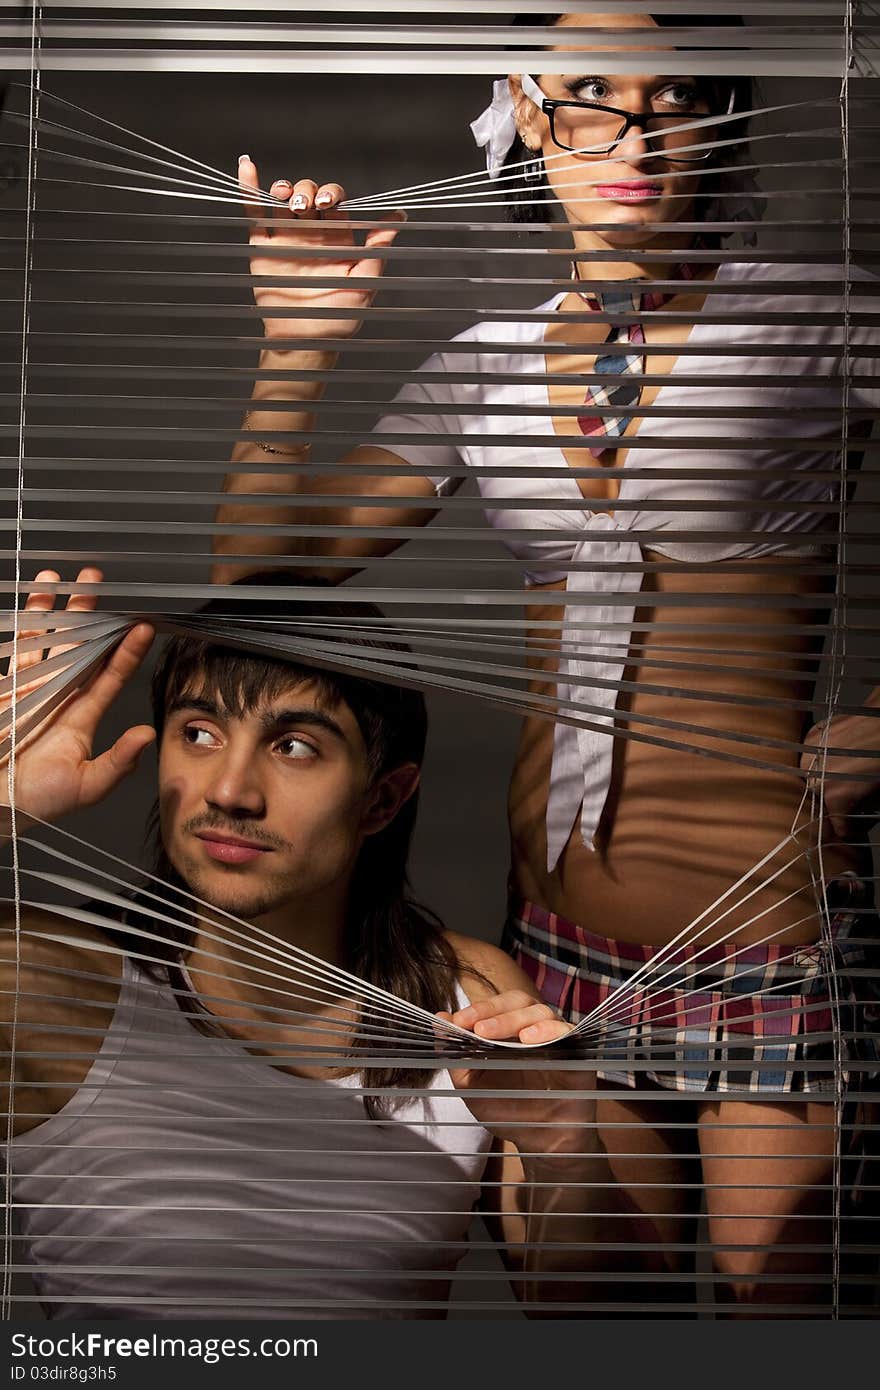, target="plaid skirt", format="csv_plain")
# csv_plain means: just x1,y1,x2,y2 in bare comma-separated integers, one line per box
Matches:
503,878,878,1096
